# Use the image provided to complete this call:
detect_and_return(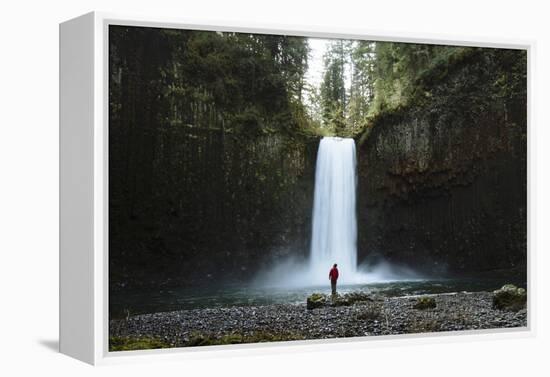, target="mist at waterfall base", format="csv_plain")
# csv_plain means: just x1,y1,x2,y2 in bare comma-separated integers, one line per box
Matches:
254,136,421,288
252,255,422,288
